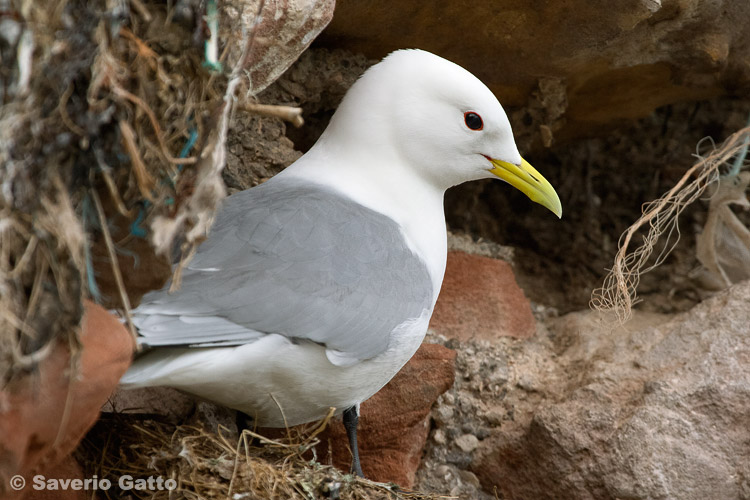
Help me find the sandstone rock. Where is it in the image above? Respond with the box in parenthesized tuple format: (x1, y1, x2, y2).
(0, 301, 133, 499)
(430, 251, 536, 340)
(471, 282, 750, 500)
(88, 203, 173, 308)
(315, 343, 456, 487)
(417, 331, 550, 500)
(458, 469, 482, 489)
(319, 1, 750, 144)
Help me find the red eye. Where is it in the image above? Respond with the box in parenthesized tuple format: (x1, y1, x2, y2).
(464, 111, 483, 131)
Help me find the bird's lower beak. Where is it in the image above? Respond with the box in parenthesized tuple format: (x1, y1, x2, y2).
(489, 157, 562, 218)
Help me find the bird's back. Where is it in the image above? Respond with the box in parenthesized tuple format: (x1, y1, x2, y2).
(130, 175, 434, 366)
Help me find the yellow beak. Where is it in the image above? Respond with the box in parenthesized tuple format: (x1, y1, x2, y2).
(489, 157, 562, 218)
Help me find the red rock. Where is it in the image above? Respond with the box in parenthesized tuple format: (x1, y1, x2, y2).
(0, 301, 134, 499)
(29, 458, 88, 500)
(314, 343, 456, 487)
(430, 251, 536, 340)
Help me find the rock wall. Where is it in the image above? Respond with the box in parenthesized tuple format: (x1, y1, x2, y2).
(320, 0, 750, 146)
(418, 281, 750, 500)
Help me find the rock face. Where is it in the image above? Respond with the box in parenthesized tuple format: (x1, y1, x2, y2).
(0, 302, 133, 499)
(470, 281, 750, 500)
(223, 111, 303, 192)
(319, 0, 750, 145)
(223, 49, 374, 193)
(430, 251, 536, 340)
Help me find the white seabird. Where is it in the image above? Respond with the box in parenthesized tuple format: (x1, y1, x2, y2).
(120, 49, 562, 475)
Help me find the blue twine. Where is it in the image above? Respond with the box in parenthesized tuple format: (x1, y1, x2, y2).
(726, 112, 750, 178)
(130, 202, 149, 238)
(115, 245, 141, 269)
(129, 125, 198, 239)
(177, 127, 199, 172)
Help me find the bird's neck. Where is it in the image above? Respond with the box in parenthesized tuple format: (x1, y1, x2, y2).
(281, 144, 448, 305)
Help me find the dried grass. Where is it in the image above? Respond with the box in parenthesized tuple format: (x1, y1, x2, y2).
(591, 124, 750, 321)
(77, 413, 453, 500)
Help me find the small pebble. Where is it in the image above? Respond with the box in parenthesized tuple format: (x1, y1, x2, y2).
(433, 428, 447, 445)
(435, 405, 454, 424)
(456, 393, 474, 411)
(484, 407, 505, 425)
(458, 469, 481, 488)
(517, 375, 540, 392)
(454, 433, 479, 453)
(435, 464, 452, 480)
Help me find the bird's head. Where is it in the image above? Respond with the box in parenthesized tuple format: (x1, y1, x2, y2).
(328, 49, 562, 218)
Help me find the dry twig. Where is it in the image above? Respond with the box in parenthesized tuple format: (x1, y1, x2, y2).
(240, 102, 304, 127)
(90, 189, 137, 341)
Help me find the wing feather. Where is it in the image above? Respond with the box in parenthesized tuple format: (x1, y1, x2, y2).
(132, 176, 433, 364)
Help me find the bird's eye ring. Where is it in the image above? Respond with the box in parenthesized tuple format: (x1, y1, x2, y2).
(464, 111, 483, 131)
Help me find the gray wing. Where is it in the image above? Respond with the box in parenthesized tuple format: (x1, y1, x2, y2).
(133, 176, 433, 364)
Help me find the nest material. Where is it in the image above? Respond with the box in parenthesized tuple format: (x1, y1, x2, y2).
(0, 0, 279, 384)
(695, 171, 750, 286)
(591, 124, 750, 320)
(77, 413, 453, 500)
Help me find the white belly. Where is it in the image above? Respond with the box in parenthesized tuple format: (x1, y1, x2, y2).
(122, 311, 430, 426)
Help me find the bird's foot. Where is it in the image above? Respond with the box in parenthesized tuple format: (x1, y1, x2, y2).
(343, 405, 365, 478)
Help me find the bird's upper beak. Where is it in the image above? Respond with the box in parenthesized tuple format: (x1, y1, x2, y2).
(489, 157, 562, 218)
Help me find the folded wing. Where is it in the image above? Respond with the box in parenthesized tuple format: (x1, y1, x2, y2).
(132, 176, 433, 366)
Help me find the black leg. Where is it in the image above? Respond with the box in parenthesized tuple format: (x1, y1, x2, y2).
(236, 410, 254, 432)
(343, 405, 364, 477)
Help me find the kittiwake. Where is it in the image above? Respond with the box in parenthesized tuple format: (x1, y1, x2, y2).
(120, 48, 562, 476)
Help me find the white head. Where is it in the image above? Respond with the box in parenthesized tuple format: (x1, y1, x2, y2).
(314, 49, 561, 217)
